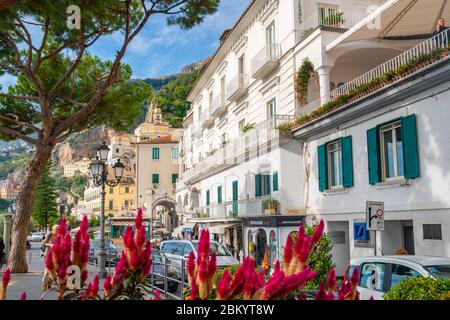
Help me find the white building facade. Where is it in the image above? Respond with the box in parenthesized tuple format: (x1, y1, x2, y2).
(177, 0, 450, 271)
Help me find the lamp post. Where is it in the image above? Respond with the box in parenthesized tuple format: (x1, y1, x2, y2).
(89, 141, 125, 279)
(3, 201, 16, 262)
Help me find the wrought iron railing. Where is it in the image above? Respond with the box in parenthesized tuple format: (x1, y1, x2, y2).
(299, 31, 450, 116)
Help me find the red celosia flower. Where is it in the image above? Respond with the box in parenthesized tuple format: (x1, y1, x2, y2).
(90, 275, 100, 296)
(104, 274, 112, 297)
(350, 267, 359, 287)
(315, 282, 328, 300)
(298, 237, 311, 264)
(187, 251, 195, 281)
(150, 289, 161, 300)
(217, 269, 231, 300)
(283, 235, 293, 266)
(20, 292, 27, 300)
(327, 268, 336, 291)
(2, 267, 11, 289)
(311, 220, 324, 245)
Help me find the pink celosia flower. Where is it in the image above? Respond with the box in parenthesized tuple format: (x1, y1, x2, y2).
(315, 282, 328, 300)
(327, 268, 336, 291)
(104, 274, 112, 297)
(283, 235, 293, 267)
(217, 269, 231, 300)
(2, 267, 11, 289)
(311, 220, 324, 245)
(150, 289, 161, 300)
(20, 292, 27, 300)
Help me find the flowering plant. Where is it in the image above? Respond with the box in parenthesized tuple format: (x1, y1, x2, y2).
(186, 220, 362, 301)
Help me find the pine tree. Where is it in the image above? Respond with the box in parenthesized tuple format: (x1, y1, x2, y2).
(32, 163, 59, 231)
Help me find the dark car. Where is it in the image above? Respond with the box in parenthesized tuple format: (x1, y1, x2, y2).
(148, 250, 178, 293)
(89, 239, 118, 266)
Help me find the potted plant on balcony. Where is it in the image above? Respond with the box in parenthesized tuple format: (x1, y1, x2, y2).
(264, 199, 280, 215)
(242, 123, 255, 134)
(320, 12, 344, 28)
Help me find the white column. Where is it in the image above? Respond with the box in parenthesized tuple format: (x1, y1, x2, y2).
(317, 66, 332, 105)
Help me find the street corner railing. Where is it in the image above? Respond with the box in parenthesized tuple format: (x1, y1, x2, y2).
(148, 255, 189, 300)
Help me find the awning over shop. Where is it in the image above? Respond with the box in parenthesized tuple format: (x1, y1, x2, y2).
(209, 223, 240, 235)
(180, 222, 197, 233)
(171, 225, 184, 237)
(327, 0, 450, 51)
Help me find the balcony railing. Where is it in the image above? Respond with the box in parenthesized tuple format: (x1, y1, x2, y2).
(210, 94, 227, 118)
(297, 6, 372, 43)
(298, 31, 450, 117)
(200, 108, 214, 129)
(180, 115, 294, 184)
(226, 74, 248, 102)
(191, 194, 281, 219)
(251, 43, 282, 79)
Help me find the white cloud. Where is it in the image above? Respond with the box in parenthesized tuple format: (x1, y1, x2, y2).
(0, 74, 17, 92)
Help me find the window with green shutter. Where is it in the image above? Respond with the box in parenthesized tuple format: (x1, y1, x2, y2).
(273, 171, 279, 192)
(264, 174, 271, 195)
(206, 190, 210, 206)
(341, 136, 354, 188)
(318, 144, 328, 191)
(152, 148, 160, 160)
(152, 174, 159, 184)
(318, 136, 353, 191)
(255, 174, 261, 197)
(367, 114, 420, 184)
(401, 114, 420, 179)
(367, 127, 381, 184)
(172, 173, 178, 184)
(217, 186, 222, 204)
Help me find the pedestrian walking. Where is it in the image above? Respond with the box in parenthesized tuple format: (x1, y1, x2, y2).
(42, 225, 58, 290)
(0, 236, 5, 271)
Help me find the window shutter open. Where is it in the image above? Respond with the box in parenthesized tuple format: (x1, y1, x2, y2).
(401, 114, 420, 179)
(265, 175, 271, 195)
(367, 128, 380, 185)
(217, 186, 222, 204)
(206, 190, 210, 206)
(342, 136, 354, 188)
(255, 174, 261, 197)
(273, 171, 279, 192)
(318, 144, 328, 191)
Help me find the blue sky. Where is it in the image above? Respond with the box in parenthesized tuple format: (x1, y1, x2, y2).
(0, 0, 251, 89)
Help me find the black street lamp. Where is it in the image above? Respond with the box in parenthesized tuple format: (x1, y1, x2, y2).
(89, 141, 125, 279)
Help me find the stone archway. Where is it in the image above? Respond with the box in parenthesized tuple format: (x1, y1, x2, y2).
(152, 196, 178, 233)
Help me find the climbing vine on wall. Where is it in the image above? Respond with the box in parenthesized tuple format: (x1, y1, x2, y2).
(295, 58, 317, 106)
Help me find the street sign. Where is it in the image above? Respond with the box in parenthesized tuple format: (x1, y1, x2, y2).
(366, 201, 384, 231)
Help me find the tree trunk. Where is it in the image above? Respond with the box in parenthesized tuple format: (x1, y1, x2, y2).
(8, 143, 53, 273)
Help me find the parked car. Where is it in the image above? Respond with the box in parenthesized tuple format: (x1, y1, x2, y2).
(147, 250, 178, 293)
(160, 239, 239, 282)
(89, 239, 119, 266)
(347, 256, 450, 300)
(28, 232, 45, 242)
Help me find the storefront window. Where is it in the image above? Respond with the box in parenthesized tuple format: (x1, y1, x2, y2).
(256, 228, 267, 266)
(269, 230, 277, 267)
(248, 230, 255, 259)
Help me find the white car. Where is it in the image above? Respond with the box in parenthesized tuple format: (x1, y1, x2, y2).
(29, 232, 45, 242)
(347, 256, 450, 300)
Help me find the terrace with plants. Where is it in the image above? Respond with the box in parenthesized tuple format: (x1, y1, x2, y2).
(278, 32, 450, 134)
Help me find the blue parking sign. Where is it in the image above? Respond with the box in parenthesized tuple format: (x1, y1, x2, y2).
(354, 222, 369, 241)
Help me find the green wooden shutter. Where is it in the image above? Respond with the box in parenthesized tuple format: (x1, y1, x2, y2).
(232, 180, 238, 215)
(172, 173, 178, 184)
(152, 174, 159, 184)
(152, 148, 160, 159)
(341, 136, 354, 188)
(367, 128, 381, 185)
(273, 171, 279, 192)
(318, 144, 328, 191)
(401, 114, 420, 179)
(265, 175, 271, 195)
(206, 190, 210, 206)
(217, 186, 222, 204)
(255, 174, 261, 197)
